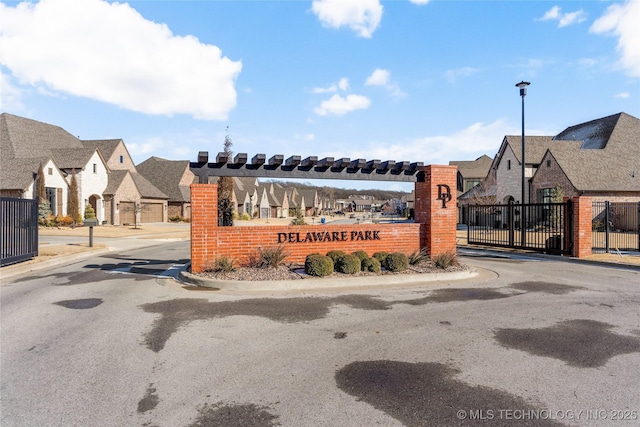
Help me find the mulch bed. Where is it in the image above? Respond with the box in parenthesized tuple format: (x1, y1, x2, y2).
(195, 261, 469, 281)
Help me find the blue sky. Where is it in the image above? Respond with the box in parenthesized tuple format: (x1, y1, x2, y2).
(1, 0, 638, 192)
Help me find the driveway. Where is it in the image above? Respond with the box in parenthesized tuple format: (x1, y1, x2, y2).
(1, 241, 639, 426)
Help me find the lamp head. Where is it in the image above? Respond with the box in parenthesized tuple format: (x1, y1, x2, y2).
(515, 81, 530, 97)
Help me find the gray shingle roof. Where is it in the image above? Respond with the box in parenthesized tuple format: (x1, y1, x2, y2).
(542, 113, 640, 191)
(81, 139, 123, 161)
(137, 156, 190, 202)
(503, 135, 556, 165)
(1, 113, 84, 160)
(449, 155, 492, 179)
(50, 147, 100, 170)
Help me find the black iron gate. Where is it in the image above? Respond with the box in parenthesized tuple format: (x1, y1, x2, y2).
(467, 202, 572, 255)
(1, 197, 39, 267)
(592, 201, 640, 253)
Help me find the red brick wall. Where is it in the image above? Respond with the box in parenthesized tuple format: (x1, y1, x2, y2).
(215, 223, 423, 266)
(190, 165, 459, 273)
(190, 184, 219, 273)
(416, 165, 458, 257)
(570, 196, 592, 258)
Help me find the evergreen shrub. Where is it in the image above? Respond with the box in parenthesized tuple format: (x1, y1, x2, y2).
(326, 250, 346, 263)
(361, 257, 381, 273)
(386, 252, 409, 272)
(372, 252, 389, 269)
(335, 254, 361, 274)
(304, 254, 334, 277)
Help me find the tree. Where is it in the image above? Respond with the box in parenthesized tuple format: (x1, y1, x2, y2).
(68, 169, 81, 223)
(218, 129, 234, 226)
(35, 163, 46, 203)
(36, 162, 51, 224)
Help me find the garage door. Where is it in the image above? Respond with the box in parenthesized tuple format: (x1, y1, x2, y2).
(141, 203, 163, 223)
(119, 202, 135, 225)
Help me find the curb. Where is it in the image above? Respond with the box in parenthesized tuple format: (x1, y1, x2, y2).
(179, 268, 479, 292)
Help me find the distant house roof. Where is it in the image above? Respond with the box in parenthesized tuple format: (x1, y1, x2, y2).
(1, 113, 83, 160)
(103, 169, 168, 199)
(81, 139, 123, 161)
(499, 135, 556, 166)
(553, 112, 621, 149)
(537, 113, 640, 192)
(137, 157, 191, 202)
(449, 155, 492, 179)
(50, 147, 104, 170)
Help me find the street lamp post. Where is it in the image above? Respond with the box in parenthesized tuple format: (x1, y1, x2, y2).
(516, 80, 530, 246)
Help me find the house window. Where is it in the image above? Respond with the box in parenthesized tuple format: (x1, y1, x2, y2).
(93, 163, 97, 173)
(547, 160, 552, 167)
(465, 180, 481, 192)
(507, 160, 511, 170)
(119, 155, 124, 163)
(539, 188, 553, 204)
(47, 167, 52, 175)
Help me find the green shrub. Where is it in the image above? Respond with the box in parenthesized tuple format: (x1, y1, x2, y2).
(335, 254, 361, 274)
(433, 251, 459, 269)
(351, 251, 369, 263)
(169, 215, 182, 222)
(246, 246, 288, 268)
(386, 252, 409, 272)
(304, 254, 334, 277)
(326, 250, 346, 263)
(204, 255, 235, 273)
(408, 248, 429, 265)
(361, 257, 381, 273)
(241, 213, 251, 221)
(84, 204, 96, 220)
(372, 252, 389, 269)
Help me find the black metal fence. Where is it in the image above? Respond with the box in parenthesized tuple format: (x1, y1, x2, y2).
(592, 201, 640, 253)
(467, 202, 571, 254)
(1, 197, 39, 267)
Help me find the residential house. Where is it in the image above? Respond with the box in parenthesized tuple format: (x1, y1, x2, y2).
(449, 155, 492, 196)
(530, 112, 640, 203)
(0, 113, 168, 225)
(137, 157, 195, 219)
(460, 112, 640, 208)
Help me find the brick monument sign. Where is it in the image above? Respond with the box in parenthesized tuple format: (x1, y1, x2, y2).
(189, 152, 458, 273)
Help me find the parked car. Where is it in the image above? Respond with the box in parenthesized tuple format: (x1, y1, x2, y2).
(349, 214, 356, 219)
(334, 211, 345, 216)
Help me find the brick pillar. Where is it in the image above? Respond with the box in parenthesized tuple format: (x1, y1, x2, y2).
(190, 184, 218, 273)
(570, 196, 592, 258)
(414, 165, 458, 258)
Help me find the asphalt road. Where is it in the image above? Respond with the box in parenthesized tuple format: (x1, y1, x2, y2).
(1, 242, 639, 427)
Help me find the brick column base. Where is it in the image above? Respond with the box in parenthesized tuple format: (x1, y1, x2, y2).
(190, 184, 219, 273)
(570, 196, 592, 258)
(415, 165, 458, 258)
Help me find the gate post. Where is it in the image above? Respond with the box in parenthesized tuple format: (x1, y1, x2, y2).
(414, 165, 458, 258)
(190, 184, 219, 273)
(570, 196, 592, 258)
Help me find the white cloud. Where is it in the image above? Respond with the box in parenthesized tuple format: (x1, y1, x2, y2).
(409, 0, 430, 5)
(365, 68, 406, 98)
(590, 0, 640, 78)
(315, 94, 371, 116)
(538, 6, 586, 28)
(365, 69, 390, 86)
(127, 138, 163, 157)
(311, 0, 383, 38)
(346, 120, 517, 165)
(338, 77, 350, 91)
(443, 67, 479, 84)
(0, 70, 25, 112)
(312, 77, 349, 94)
(615, 92, 630, 98)
(0, 0, 242, 120)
